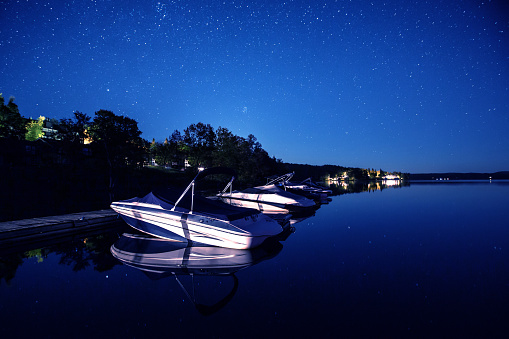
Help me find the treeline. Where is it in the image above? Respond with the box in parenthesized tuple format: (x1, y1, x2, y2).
(2, 94, 408, 191)
(282, 163, 409, 181)
(1, 95, 297, 187)
(1, 95, 146, 169)
(149, 122, 286, 185)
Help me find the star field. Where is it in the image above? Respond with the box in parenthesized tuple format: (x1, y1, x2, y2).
(1, 0, 508, 172)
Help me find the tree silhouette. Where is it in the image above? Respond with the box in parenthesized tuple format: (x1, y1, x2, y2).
(88, 109, 145, 201)
(57, 111, 91, 144)
(0, 95, 26, 139)
(88, 109, 145, 168)
(184, 122, 215, 167)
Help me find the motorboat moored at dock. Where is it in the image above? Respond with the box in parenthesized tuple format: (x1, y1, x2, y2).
(272, 173, 332, 200)
(216, 175, 317, 215)
(110, 168, 284, 249)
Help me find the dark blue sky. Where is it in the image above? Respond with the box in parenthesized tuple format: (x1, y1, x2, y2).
(1, 0, 508, 173)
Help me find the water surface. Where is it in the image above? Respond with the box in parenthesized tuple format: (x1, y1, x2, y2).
(1, 181, 508, 338)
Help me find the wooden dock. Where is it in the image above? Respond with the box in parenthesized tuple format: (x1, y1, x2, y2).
(0, 209, 122, 248)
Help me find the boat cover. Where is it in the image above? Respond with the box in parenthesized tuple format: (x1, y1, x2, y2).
(129, 187, 260, 222)
(241, 184, 306, 199)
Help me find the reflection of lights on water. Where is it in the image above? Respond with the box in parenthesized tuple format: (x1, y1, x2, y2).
(367, 182, 382, 190)
(383, 179, 399, 187)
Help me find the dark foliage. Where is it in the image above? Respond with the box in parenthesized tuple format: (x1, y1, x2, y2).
(150, 123, 284, 187)
(0, 95, 26, 139)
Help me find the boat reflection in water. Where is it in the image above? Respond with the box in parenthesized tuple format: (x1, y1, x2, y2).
(111, 233, 283, 315)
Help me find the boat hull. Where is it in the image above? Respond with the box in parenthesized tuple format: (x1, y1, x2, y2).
(111, 200, 282, 249)
(283, 186, 329, 200)
(218, 195, 290, 214)
(218, 184, 316, 215)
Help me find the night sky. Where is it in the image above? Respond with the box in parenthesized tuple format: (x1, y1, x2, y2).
(1, 0, 508, 173)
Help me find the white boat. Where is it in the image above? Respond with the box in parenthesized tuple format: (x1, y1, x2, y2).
(275, 173, 332, 200)
(110, 168, 284, 249)
(216, 174, 317, 215)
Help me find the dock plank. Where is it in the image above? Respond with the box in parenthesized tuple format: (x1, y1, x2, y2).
(0, 210, 121, 245)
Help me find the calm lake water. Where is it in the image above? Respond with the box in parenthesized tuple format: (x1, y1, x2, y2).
(1, 181, 508, 338)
